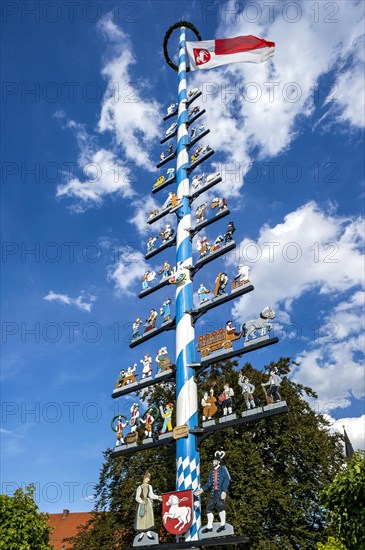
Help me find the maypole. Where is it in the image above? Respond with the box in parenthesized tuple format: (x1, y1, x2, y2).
(110, 21, 288, 550)
(174, 25, 200, 541)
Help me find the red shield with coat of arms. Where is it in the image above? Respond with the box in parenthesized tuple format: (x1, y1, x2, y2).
(162, 489, 193, 535)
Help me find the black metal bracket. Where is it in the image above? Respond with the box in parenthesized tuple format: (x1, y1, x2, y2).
(112, 369, 176, 399)
(194, 337, 279, 375)
(124, 534, 249, 549)
(145, 237, 176, 261)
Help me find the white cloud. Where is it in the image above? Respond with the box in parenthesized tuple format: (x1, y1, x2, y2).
(329, 414, 365, 451)
(107, 246, 149, 296)
(97, 14, 162, 169)
(43, 291, 96, 312)
(231, 201, 364, 320)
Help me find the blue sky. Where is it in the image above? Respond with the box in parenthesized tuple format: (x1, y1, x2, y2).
(1, 0, 364, 513)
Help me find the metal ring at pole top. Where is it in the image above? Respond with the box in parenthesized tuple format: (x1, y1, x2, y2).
(163, 21, 202, 72)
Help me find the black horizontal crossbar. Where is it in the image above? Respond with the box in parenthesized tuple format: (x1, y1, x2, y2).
(124, 534, 249, 549)
(129, 319, 176, 349)
(111, 370, 175, 399)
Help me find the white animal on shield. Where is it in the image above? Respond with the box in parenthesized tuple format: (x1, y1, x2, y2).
(196, 49, 210, 64)
(163, 494, 191, 531)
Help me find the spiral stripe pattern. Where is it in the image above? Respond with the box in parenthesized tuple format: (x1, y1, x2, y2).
(175, 26, 201, 541)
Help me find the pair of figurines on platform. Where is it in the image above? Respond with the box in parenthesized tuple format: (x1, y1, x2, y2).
(146, 224, 174, 253)
(132, 450, 233, 547)
(197, 266, 250, 306)
(131, 299, 172, 339)
(196, 221, 236, 258)
(201, 384, 235, 426)
(159, 143, 174, 161)
(115, 347, 174, 387)
(195, 196, 227, 224)
(191, 170, 220, 191)
(141, 402, 174, 441)
(152, 167, 175, 191)
(190, 144, 212, 164)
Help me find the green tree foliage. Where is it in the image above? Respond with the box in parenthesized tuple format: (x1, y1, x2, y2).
(320, 451, 365, 550)
(0, 484, 53, 550)
(317, 536, 348, 550)
(69, 358, 345, 550)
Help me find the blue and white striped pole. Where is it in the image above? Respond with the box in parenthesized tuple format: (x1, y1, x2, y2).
(175, 26, 201, 541)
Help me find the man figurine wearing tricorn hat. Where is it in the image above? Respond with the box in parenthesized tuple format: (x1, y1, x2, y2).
(195, 450, 232, 536)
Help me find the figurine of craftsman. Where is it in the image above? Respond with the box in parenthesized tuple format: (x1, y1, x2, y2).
(144, 309, 158, 333)
(166, 167, 175, 179)
(224, 221, 236, 243)
(148, 208, 159, 220)
(165, 122, 177, 136)
(147, 236, 158, 254)
(140, 354, 153, 379)
(191, 146, 202, 163)
(160, 151, 165, 161)
(196, 236, 209, 257)
(130, 403, 139, 433)
(159, 260, 171, 279)
(135, 472, 162, 542)
(262, 366, 282, 402)
(167, 143, 173, 156)
(115, 416, 128, 446)
(196, 202, 208, 223)
(195, 451, 231, 534)
(160, 224, 174, 243)
(226, 320, 241, 337)
(162, 192, 174, 210)
(142, 271, 151, 290)
(115, 369, 125, 388)
(124, 363, 138, 385)
(140, 408, 156, 439)
(192, 174, 203, 190)
(214, 273, 229, 298)
(197, 283, 210, 304)
(159, 402, 174, 433)
(211, 196, 227, 212)
(167, 102, 177, 114)
(132, 317, 142, 340)
(220, 383, 234, 416)
(189, 105, 200, 116)
(201, 145, 212, 155)
(210, 235, 224, 253)
(188, 87, 198, 97)
(238, 374, 256, 410)
(233, 265, 250, 286)
(202, 388, 218, 421)
(160, 298, 172, 322)
(155, 346, 171, 373)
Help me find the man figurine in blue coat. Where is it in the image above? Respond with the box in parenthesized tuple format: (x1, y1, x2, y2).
(195, 450, 231, 534)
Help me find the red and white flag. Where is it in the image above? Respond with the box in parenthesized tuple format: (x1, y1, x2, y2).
(186, 35, 275, 71)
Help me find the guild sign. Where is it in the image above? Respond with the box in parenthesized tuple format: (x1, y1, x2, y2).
(162, 489, 193, 534)
(193, 48, 211, 66)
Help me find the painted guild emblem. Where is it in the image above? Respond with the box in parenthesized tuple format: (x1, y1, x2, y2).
(193, 48, 211, 66)
(162, 489, 193, 534)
